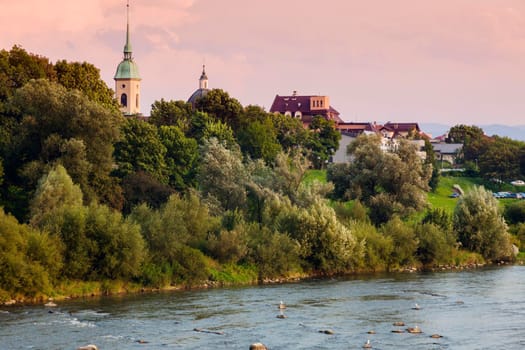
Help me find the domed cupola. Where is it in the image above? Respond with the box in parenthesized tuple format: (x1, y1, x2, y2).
(188, 65, 210, 107)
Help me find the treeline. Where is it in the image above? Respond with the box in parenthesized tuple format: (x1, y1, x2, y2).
(446, 124, 525, 181)
(0, 46, 517, 301)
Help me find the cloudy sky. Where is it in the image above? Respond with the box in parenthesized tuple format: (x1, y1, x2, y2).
(1, 0, 525, 125)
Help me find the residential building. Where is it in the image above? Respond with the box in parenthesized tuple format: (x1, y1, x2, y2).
(269, 91, 343, 128)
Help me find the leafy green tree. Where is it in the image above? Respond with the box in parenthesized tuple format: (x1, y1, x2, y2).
(446, 124, 489, 163)
(29, 165, 83, 228)
(84, 203, 145, 279)
(198, 138, 249, 212)
(207, 226, 248, 264)
(424, 138, 440, 191)
(0, 46, 55, 104)
(201, 119, 238, 149)
(121, 171, 174, 214)
(326, 163, 352, 200)
(343, 134, 431, 224)
(351, 220, 392, 270)
(114, 118, 168, 184)
(271, 112, 312, 151)
(7, 79, 123, 213)
(415, 223, 454, 265)
(0, 209, 61, 297)
(130, 193, 218, 285)
(478, 136, 523, 181)
(446, 124, 485, 144)
(237, 118, 282, 163)
(194, 89, 243, 129)
(308, 116, 341, 168)
(149, 99, 193, 131)
(422, 208, 452, 232)
(272, 151, 311, 202)
(504, 200, 525, 225)
(380, 216, 418, 267)
(453, 186, 513, 261)
(247, 225, 301, 279)
(158, 125, 199, 189)
(263, 195, 362, 273)
(54, 60, 118, 112)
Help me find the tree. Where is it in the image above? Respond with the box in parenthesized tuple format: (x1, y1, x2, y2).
(29, 165, 83, 228)
(478, 136, 523, 182)
(197, 138, 249, 212)
(84, 202, 145, 279)
(415, 223, 454, 265)
(130, 193, 219, 284)
(326, 162, 352, 200)
(7, 79, 123, 214)
(424, 138, 439, 191)
(342, 134, 431, 224)
(380, 217, 418, 267)
(504, 201, 525, 225)
(194, 89, 243, 129)
(201, 119, 238, 149)
(149, 99, 193, 131)
(0, 208, 61, 297)
(158, 125, 199, 190)
(114, 118, 168, 184)
(121, 171, 174, 214)
(453, 186, 513, 261)
(271, 112, 312, 151)
(237, 118, 282, 163)
(0, 46, 55, 104)
(308, 116, 341, 168)
(446, 124, 489, 163)
(54, 60, 118, 112)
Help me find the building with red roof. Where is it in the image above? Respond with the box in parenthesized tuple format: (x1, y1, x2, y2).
(269, 91, 343, 128)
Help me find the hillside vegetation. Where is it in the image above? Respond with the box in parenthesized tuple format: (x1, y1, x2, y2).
(0, 47, 522, 303)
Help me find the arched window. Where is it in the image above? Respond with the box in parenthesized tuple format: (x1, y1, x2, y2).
(121, 93, 127, 107)
(136, 94, 139, 108)
(294, 111, 302, 118)
(284, 111, 292, 117)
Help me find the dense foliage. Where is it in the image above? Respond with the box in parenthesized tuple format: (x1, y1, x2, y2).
(0, 47, 521, 302)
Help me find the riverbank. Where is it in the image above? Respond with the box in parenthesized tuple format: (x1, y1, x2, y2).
(4, 258, 522, 308)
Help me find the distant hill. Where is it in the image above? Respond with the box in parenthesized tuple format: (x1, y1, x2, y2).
(420, 123, 525, 141)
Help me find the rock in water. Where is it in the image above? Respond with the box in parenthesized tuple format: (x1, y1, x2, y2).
(77, 345, 98, 350)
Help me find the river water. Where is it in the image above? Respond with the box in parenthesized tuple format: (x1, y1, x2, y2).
(1, 266, 524, 350)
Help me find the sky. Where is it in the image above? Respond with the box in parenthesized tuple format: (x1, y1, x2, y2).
(1, 0, 525, 126)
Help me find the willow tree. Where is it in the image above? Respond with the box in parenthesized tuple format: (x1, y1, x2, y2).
(453, 186, 513, 261)
(335, 134, 431, 225)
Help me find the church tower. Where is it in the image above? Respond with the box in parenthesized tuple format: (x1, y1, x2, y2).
(114, 1, 141, 115)
(188, 65, 210, 108)
(199, 65, 208, 89)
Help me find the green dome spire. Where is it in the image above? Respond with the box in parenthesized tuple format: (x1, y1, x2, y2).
(114, 0, 140, 80)
(124, 0, 132, 55)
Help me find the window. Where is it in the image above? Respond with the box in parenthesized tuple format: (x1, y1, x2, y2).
(136, 94, 139, 108)
(122, 84, 126, 88)
(121, 93, 127, 107)
(284, 111, 292, 117)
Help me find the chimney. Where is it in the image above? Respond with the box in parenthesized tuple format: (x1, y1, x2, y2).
(292, 90, 297, 96)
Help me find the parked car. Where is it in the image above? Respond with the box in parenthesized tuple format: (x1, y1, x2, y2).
(511, 180, 525, 186)
(449, 192, 460, 198)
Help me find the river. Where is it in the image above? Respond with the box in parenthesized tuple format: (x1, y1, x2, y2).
(1, 266, 524, 349)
